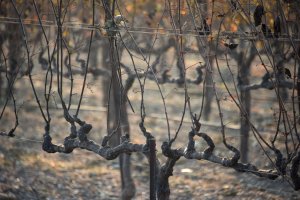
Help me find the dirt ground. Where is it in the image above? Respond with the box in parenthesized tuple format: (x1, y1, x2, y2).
(0, 110, 299, 200)
(0, 71, 300, 200)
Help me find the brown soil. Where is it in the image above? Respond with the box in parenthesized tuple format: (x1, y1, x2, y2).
(0, 74, 299, 200)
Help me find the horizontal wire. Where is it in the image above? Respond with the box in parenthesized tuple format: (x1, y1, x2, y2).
(9, 136, 43, 143)
(0, 3, 295, 169)
(0, 99, 283, 134)
(0, 8, 297, 142)
(1, 18, 300, 42)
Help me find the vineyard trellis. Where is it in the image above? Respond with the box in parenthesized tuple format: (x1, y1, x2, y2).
(0, 0, 300, 199)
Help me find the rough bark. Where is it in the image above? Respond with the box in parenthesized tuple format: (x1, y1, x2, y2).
(237, 47, 255, 163)
(102, 1, 136, 199)
(196, 0, 214, 121)
(6, 21, 21, 96)
(120, 85, 136, 200)
(239, 72, 250, 163)
(203, 56, 214, 121)
(101, 39, 111, 105)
